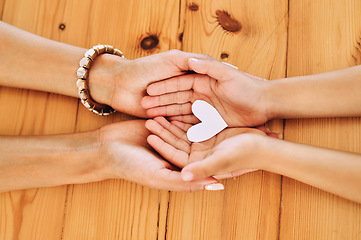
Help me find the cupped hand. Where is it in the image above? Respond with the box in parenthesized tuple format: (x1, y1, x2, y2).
(98, 120, 218, 192)
(145, 117, 278, 180)
(90, 50, 212, 118)
(141, 56, 271, 127)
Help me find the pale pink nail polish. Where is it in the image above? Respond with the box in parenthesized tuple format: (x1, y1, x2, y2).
(189, 58, 199, 62)
(205, 183, 224, 191)
(221, 62, 238, 69)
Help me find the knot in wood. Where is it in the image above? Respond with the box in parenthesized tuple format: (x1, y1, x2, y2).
(216, 10, 242, 33)
(140, 35, 159, 50)
(188, 3, 199, 11)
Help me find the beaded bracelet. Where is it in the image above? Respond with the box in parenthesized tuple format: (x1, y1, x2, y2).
(76, 44, 125, 115)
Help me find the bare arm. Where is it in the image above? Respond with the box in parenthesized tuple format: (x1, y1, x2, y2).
(142, 58, 361, 125)
(0, 120, 216, 193)
(0, 21, 213, 117)
(263, 137, 361, 203)
(268, 65, 361, 119)
(181, 134, 361, 203)
(0, 131, 102, 192)
(0, 20, 119, 104)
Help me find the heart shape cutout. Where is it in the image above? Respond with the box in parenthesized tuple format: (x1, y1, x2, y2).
(187, 100, 228, 142)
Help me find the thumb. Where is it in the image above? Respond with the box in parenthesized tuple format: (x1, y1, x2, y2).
(188, 57, 239, 81)
(181, 153, 226, 181)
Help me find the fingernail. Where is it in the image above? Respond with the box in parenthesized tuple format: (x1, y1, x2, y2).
(189, 58, 199, 62)
(222, 62, 238, 69)
(182, 171, 194, 181)
(205, 183, 224, 191)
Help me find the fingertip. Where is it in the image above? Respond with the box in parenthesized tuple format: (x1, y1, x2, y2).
(153, 116, 166, 122)
(141, 96, 151, 109)
(205, 183, 224, 191)
(188, 58, 203, 72)
(146, 84, 156, 96)
(221, 62, 238, 69)
(189, 57, 200, 63)
(154, 116, 170, 127)
(145, 119, 156, 131)
(147, 134, 161, 146)
(146, 108, 159, 118)
(181, 170, 194, 181)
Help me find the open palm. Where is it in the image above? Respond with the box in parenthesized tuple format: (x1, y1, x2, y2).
(99, 120, 216, 191)
(141, 57, 270, 127)
(109, 50, 212, 118)
(145, 117, 275, 179)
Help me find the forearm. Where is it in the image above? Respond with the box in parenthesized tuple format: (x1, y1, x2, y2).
(267, 65, 361, 119)
(0, 21, 119, 105)
(260, 138, 361, 203)
(0, 131, 105, 192)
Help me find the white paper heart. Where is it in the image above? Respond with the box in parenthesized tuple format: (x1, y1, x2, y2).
(187, 100, 228, 143)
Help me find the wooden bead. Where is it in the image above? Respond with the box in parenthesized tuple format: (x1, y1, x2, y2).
(77, 44, 124, 115)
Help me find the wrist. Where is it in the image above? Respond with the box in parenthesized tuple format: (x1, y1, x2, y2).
(263, 79, 282, 120)
(244, 134, 273, 170)
(0, 131, 105, 192)
(255, 135, 281, 171)
(88, 53, 128, 107)
(230, 134, 270, 169)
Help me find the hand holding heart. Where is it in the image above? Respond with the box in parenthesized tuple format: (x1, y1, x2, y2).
(145, 117, 278, 181)
(141, 56, 279, 183)
(187, 100, 227, 142)
(141, 56, 271, 127)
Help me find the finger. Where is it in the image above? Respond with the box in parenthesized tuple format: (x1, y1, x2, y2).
(147, 135, 189, 167)
(213, 169, 258, 180)
(188, 57, 239, 82)
(147, 74, 196, 96)
(151, 168, 219, 192)
(146, 103, 192, 117)
(141, 90, 194, 109)
(267, 132, 281, 139)
(170, 121, 193, 132)
(135, 50, 210, 86)
(168, 115, 200, 124)
(154, 117, 190, 143)
(145, 119, 190, 153)
(181, 152, 229, 181)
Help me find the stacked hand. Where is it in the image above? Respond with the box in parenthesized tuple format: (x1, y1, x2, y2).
(98, 120, 217, 192)
(4, 22, 361, 202)
(138, 55, 279, 186)
(144, 117, 277, 182)
(141, 56, 271, 126)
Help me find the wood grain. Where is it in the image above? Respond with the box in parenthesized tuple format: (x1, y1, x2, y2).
(0, 0, 79, 239)
(0, 0, 4, 20)
(281, 1, 361, 239)
(165, 0, 288, 239)
(1, 0, 361, 239)
(59, 1, 182, 239)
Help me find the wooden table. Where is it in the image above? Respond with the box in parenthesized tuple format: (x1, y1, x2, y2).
(1, 0, 361, 239)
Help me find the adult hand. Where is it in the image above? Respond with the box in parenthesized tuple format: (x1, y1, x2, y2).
(98, 120, 218, 191)
(89, 50, 210, 118)
(141, 56, 271, 127)
(145, 117, 279, 181)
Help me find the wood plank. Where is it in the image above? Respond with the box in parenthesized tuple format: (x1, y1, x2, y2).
(0, 0, 4, 20)
(0, 0, 82, 239)
(165, 0, 288, 239)
(281, 1, 361, 239)
(60, 1, 182, 239)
